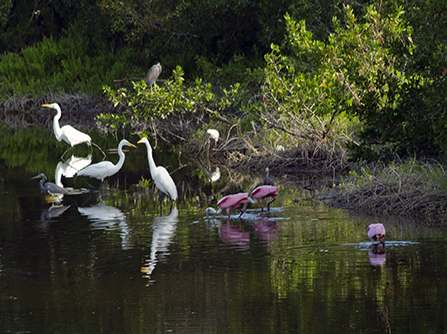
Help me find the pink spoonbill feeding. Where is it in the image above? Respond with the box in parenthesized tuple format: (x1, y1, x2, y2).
(205, 192, 257, 219)
(367, 223, 386, 244)
(250, 185, 279, 211)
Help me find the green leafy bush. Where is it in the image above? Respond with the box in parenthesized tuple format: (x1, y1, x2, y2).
(0, 33, 137, 96)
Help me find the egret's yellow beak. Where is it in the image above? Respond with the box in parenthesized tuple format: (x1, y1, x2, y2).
(137, 139, 144, 144)
(129, 142, 137, 148)
(42, 104, 51, 107)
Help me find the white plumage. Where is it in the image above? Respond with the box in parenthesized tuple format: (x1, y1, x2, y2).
(43, 103, 91, 147)
(138, 137, 178, 201)
(77, 139, 136, 189)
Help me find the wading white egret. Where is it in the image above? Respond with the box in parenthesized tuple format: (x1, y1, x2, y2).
(77, 139, 136, 191)
(138, 137, 178, 202)
(42, 103, 105, 159)
(145, 63, 162, 88)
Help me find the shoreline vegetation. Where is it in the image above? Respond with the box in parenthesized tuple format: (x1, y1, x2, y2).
(1, 2, 446, 223)
(2, 94, 446, 224)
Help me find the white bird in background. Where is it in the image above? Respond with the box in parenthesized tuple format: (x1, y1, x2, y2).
(145, 63, 162, 88)
(42, 103, 105, 159)
(138, 137, 178, 202)
(76, 139, 136, 191)
(196, 129, 220, 157)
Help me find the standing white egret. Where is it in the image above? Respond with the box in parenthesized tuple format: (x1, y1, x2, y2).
(145, 63, 162, 88)
(77, 139, 136, 191)
(138, 137, 178, 202)
(42, 103, 105, 159)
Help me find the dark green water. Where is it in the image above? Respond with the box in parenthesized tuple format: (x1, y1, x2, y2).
(1, 129, 446, 333)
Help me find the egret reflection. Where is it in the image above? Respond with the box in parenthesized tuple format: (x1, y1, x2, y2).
(78, 202, 132, 250)
(141, 207, 179, 281)
(55, 154, 92, 188)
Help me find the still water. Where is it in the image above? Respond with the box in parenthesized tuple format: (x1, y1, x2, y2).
(1, 130, 447, 333)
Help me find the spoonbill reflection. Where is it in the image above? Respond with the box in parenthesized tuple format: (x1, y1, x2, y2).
(77, 139, 136, 191)
(141, 207, 179, 279)
(368, 244, 386, 266)
(205, 193, 257, 219)
(138, 137, 178, 203)
(78, 202, 132, 250)
(367, 223, 386, 244)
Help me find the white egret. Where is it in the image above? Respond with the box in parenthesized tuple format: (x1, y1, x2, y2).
(77, 139, 136, 191)
(138, 137, 178, 202)
(42, 103, 105, 159)
(145, 63, 162, 88)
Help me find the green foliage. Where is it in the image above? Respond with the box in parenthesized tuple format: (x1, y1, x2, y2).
(100, 64, 256, 129)
(0, 33, 136, 96)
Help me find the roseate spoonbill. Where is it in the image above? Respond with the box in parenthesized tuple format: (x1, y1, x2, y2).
(197, 129, 220, 157)
(138, 137, 178, 202)
(264, 167, 274, 186)
(205, 193, 257, 219)
(77, 139, 136, 191)
(42, 103, 105, 159)
(145, 63, 162, 88)
(251, 185, 279, 211)
(367, 223, 386, 244)
(31, 173, 69, 195)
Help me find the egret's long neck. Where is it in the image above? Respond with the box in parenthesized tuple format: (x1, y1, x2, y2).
(53, 106, 62, 140)
(145, 142, 157, 178)
(114, 142, 127, 172)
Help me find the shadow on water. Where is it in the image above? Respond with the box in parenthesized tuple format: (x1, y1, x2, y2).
(1, 129, 447, 333)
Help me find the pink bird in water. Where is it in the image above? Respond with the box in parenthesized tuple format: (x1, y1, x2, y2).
(251, 185, 279, 211)
(205, 192, 256, 219)
(367, 223, 386, 244)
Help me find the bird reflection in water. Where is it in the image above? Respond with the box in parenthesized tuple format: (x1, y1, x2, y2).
(55, 154, 92, 188)
(141, 207, 179, 282)
(253, 216, 278, 245)
(368, 244, 386, 266)
(78, 202, 132, 250)
(219, 221, 250, 250)
(40, 204, 71, 231)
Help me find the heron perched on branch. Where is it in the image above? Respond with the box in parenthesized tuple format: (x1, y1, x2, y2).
(145, 63, 162, 88)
